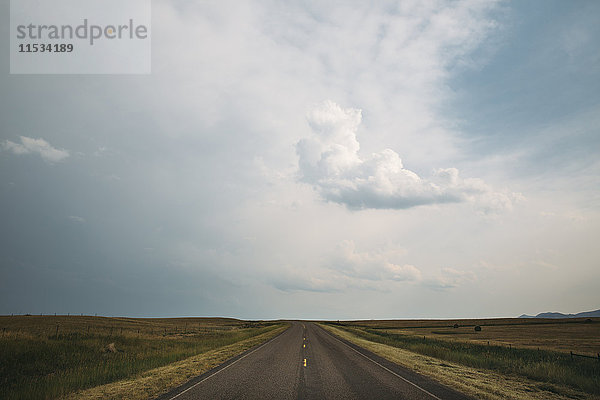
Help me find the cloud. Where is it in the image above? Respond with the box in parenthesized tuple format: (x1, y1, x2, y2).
(269, 268, 344, 293)
(423, 267, 477, 290)
(269, 240, 480, 293)
(297, 101, 517, 212)
(331, 240, 421, 283)
(271, 241, 421, 293)
(3, 136, 69, 163)
(67, 216, 86, 223)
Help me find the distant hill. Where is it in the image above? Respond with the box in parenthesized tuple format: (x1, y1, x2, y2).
(519, 309, 600, 319)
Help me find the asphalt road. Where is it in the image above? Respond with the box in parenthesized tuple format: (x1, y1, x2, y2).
(157, 322, 471, 400)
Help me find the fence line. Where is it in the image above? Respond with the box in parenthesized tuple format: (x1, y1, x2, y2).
(570, 351, 600, 361)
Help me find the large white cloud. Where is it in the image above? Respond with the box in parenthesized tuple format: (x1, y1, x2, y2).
(3, 136, 69, 163)
(297, 100, 517, 212)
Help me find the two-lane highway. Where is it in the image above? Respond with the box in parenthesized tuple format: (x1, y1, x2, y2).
(158, 322, 471, 400)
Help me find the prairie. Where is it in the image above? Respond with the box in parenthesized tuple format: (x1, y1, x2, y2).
(327, 318, 600, 397)
(0, 315, 283, 400)
(338, 317, 600, 355)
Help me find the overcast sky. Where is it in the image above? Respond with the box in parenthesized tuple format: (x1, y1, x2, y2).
(1, 0, 599, 319)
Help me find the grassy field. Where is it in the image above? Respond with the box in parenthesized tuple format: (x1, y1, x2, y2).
(337, 317, 600, 355)
(328, 318, 600, 396)
(0, 315, 284, 400)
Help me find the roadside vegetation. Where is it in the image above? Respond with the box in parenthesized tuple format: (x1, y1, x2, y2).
(0, 315, 283, 400)
(327, 318, 600, 396)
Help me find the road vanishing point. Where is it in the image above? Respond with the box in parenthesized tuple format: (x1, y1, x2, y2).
(157, 322, 471, 400)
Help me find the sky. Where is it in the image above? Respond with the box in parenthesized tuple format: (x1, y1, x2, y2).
(1, 0, 599, 320)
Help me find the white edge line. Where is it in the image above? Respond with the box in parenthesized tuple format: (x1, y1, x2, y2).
(168, 328, 286, 400)
(318, 325, 442, 400)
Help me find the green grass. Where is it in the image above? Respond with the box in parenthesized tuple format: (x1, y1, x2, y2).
(331, 324, 600, 395)
(0, 316, 282, 400)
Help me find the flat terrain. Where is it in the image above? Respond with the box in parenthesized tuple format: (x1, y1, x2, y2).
(159, 322, 470, 400)
(0, 315, 260, 337)
(0, 315, 281, 400)
(2, 315, 598, 399)
(339, 317, 600, 355)
(331, 318, 600, 397)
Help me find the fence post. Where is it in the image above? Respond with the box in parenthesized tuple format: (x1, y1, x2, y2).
(55, 325, 59, 336)
(570, 351, 573, 360)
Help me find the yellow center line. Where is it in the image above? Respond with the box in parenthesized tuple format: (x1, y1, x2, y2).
(303, 358, 307, 367)
(303, 343, 305, 348)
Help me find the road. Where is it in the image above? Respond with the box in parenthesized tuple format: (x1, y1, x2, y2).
(157, 322, 471, 400)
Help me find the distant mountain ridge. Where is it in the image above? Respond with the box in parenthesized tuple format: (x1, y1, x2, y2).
(519, 309, 600, 319)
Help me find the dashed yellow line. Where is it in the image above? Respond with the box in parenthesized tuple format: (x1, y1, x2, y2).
(303, 358, 307, 367)
(303, 343, 306, 348)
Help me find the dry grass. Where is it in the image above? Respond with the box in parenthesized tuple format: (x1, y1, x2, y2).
(370, 319, 600, 356)
(65, 325, 287, 400)
(0, 315, 284, 399)
(0, 315, 252, 338)
(321, 324, 598, 400)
